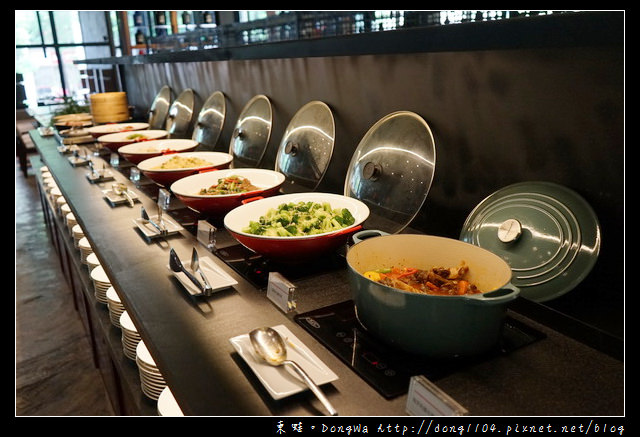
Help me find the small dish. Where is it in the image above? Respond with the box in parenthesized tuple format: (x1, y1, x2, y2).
(102, 188, 139, 206)
(167, 255, 237, 295)
(229, 324, 338, 400)
(132, 214, 181, 239)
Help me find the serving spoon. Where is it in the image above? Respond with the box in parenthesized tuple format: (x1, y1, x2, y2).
(249, 327, 338, 416)
(191, 248, 213, 293)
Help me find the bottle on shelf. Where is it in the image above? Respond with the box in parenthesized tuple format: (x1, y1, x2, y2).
(135, 29, 146, 45)
(154, 11, 166, 26)
(133, 11, 144, 26)
(182, 11, 192, 25)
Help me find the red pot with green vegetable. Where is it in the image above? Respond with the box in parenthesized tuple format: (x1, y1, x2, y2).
(224, 192, 370, 262)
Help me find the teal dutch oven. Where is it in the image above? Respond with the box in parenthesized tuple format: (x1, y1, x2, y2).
(346, 233, 520, 358)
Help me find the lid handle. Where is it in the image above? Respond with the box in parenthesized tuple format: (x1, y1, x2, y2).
(497, 219, 522, 243)
(285, 141, 299, 156)
(362, 162, 382, 181)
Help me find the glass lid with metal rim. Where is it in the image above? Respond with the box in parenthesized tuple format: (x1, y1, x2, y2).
(229, 95, 273, 168)
(166, 89, 195, 139)
(148, 85, 172, 130)
(192, 91, 226, 149)
(344, 111, 436, 235)
(459, 181, 601, 303)
(276, 101, 335, 193)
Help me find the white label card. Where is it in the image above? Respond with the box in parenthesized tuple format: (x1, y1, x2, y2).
(405, 375, 468, 416)
(267, 272, 297, 313)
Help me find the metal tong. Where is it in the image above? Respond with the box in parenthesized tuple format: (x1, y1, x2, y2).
(169, 248, 213, 296)
(141, 206, 166, 235)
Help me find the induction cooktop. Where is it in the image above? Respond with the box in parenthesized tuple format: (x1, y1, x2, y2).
(295, 300, 546, 399)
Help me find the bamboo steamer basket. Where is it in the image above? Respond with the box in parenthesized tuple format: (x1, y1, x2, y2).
(90, 92, 130, 124)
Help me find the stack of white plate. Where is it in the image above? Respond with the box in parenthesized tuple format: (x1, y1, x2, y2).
(136, 340, 167, 400)
(49, 187, 62, 205)
(72, 224, 84, 248)
(120, 311, 141, 361)
(66, 212, 78, 230)
(43, 177, 56, 193)
(78, 237, 93, 264)
(60, 202, 71, 217)
(90, 265, 111, 304)
(157, 386, 184, 416)
(56, 195, 67, 215)
(106, 286, 125, 328)
(86, 252, 101, 271)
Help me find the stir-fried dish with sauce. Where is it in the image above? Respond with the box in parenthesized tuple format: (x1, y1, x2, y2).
(199, 175, 258, 195)
(363, 263, 482, 296)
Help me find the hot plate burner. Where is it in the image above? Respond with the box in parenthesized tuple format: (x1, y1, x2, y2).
(295, 300, 546, 399)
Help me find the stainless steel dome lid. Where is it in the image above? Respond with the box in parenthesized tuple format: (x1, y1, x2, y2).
(276, 101, 335, 193)
(165, 88, 194, 139)
(192, 91, 226, 149)
(148, 85, 171, 130)
(229, 94, 273, 168)
(344, 111, 436, 234)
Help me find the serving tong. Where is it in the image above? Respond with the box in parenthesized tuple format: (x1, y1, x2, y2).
(169, 247, 213, 296)
(141, 205, 166, 235)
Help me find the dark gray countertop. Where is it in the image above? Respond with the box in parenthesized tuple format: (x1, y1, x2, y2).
(30, 129, 624, 417)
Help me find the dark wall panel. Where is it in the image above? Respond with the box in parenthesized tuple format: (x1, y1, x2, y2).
(122, 44, 624, 337)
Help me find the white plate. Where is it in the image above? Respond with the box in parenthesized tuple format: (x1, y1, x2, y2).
(133, 215, 182, 238)
(229, 324, 338, 400)
(166, 256, 238, 296)
(157, 387, 184, 417)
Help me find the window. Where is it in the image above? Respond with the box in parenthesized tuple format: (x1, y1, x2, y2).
(15, 10, 119, 109)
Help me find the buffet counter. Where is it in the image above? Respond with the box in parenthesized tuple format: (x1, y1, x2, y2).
(30, 128, 624, 417)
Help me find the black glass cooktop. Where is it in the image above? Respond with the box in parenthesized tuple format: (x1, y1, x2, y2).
(295, 300, 546, 399)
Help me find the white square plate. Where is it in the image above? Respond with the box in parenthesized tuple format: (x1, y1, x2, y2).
(167, 255, 237, 295)
(230, 324, 338, 400)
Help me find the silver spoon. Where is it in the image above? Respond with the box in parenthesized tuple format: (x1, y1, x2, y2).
(169, 248, 209, 296)
(112, 182, 134, 207)
(249, 327, 338, 416)
(190, 248, 213, 295)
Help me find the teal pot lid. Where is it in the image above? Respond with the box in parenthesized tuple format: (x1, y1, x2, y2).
(344, 111, 436, 235)
(459, 181, 601, 303)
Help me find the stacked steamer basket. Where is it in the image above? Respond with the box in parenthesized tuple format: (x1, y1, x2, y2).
(136, 340, 168, 401)
(90, 265, 111, 304)
(119, 311, 141, 361)
(106, 286, 125, 328)
(90, 92, 130, 124)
